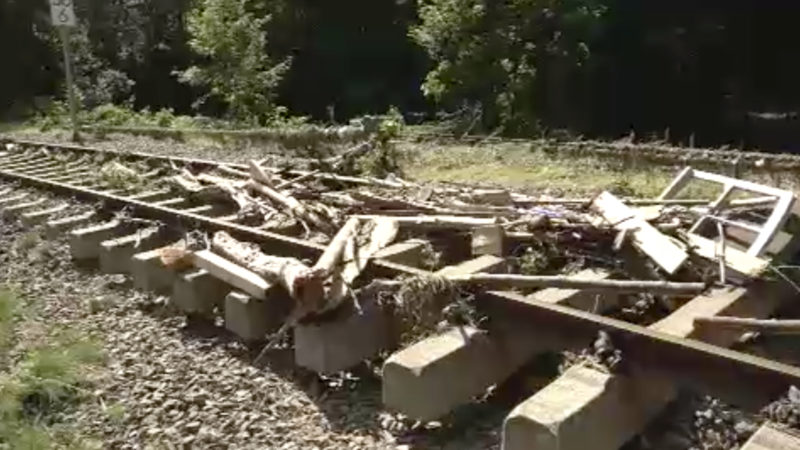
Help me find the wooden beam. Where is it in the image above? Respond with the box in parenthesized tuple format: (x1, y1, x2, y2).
(591, 191, 688, 274)
(191, 250, 272, 300)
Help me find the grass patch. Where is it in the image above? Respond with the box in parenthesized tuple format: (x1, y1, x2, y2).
(400, 141, 780, 198)
(0, 286, 104, 449)
(400, 142, 678, 196)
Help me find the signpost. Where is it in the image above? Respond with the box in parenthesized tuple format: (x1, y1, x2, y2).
(49, 0, 79, 141)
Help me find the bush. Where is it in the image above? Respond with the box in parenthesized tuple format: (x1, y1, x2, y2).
(411, 0, 606, 135)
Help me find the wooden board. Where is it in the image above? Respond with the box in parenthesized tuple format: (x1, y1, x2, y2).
(591, 191, 688, 274)
(192, 250, 272, 300)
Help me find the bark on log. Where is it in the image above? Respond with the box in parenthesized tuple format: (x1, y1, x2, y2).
(443, 273, 706, 295)
(694, 316, 800, 335)
(211, 231, 325, 311)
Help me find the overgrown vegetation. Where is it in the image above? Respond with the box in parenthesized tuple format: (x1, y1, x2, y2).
(0, 287, 103, 449)
(178, 0, 290, 125)
(412, 0, 605, 135)
(5, 1, 800, 148)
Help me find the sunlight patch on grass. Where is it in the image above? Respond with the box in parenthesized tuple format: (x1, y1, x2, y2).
(401, 142, 682, 197)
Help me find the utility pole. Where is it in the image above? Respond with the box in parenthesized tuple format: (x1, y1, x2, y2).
(49, 0, 79, 141)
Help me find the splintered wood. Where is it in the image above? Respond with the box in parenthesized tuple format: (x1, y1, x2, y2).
(313, 217, 399, 310)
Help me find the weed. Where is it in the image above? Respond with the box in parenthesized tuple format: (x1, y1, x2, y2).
(98, 161, 144, 190)
(0, 288, 19, 360)
(104, 402, 126, 422)
(86, 296, 114, 314)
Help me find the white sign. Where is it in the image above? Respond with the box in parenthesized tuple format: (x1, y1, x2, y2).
(50, 0, 76, 27)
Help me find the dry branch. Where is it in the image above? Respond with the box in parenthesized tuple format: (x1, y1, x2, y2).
(276, 170, 320, 190)
(247, 180, 333, 233)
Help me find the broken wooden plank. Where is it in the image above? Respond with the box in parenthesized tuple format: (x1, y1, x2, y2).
(591, 191, 689, 274)
(191, 250, 272, 300)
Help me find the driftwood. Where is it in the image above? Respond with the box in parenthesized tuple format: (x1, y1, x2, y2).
(247, 180, 333, 233)
(211, 231, 325, 311)
(340, 218, 399, 282)
(311, 217, 399, 310)
(248, 160, 277, 187)
(276, 170, 320, 190)
(694, 316, 800, 335)
(195, 173, 272, 216)
(442, 273, 706, 295)
(325, 142, 373, 170)
(217, 165, 250, 179)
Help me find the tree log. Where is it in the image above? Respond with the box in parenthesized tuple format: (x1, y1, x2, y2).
(211, 231, 325, 311)
(443, 273, 706, 295)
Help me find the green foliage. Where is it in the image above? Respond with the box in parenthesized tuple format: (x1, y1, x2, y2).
(0, 288, 19, 361)
(0, 287, 103, 449)
(354, 107, 406, 177)
(179, 0, 291, 125)
(411, 0, 605, 134)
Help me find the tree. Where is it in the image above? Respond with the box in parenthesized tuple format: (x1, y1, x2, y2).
(411, 0, 606, 134)
(179, 0, 290, 125)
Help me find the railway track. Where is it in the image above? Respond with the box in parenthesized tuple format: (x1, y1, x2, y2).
(74, 124, 800, 172)
(1, 138, 800, 449)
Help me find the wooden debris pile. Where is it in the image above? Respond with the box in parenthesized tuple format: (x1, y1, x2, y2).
(164, 159, 797, 343)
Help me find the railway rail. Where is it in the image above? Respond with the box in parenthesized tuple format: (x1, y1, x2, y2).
(1, 137, 800, 449)
(71, 124, 800, 172)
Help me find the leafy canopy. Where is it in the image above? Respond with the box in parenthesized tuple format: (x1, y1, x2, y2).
(179, 0, 290, 125)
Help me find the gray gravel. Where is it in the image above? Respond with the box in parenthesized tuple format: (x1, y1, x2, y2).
(0, 186, 502, 449)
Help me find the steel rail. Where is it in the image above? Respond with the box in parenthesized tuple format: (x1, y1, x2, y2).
(1, 138, 403, 188)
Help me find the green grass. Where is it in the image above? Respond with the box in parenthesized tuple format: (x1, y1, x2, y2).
(400, 141, 789, 199)
(401, 141, 682, 197)
(0, 287, 103, 449)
